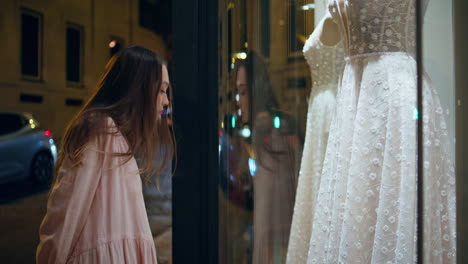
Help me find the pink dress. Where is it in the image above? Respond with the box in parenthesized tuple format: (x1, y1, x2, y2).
(36, 118, 157, 264)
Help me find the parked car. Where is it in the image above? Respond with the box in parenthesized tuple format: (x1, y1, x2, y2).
(0, 112, 57, 185)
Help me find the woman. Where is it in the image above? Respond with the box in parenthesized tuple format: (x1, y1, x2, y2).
(36, 46, 175, 263)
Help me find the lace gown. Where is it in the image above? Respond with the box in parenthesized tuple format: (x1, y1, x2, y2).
(286, 12, 344, 264)
(307, 1, 456, 263)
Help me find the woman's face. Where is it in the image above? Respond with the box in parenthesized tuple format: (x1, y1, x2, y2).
(157, 65, 170, 118)
(236, 66, 250, 123)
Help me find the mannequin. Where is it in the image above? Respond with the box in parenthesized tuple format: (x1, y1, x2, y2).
(307, 1, 456, 263)
(320, 15, 341, 47)
(286, 8, 344, 264)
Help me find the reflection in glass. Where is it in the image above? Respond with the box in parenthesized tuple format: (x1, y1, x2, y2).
(219, 0, 457, 263)
(286, 9, 344, 263)
(235, 52, 302, 263)
(289, 0, 316, 56)
(218, 1, 311, 263)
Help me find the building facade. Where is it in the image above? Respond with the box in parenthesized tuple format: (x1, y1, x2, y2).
(0, 0, 168, 144)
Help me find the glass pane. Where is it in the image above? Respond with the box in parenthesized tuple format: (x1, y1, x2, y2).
(217, 0, 457, 263)
(421, 0, 457, 261)
(0, 113, 23, 135)
(217, 0, 330, 263)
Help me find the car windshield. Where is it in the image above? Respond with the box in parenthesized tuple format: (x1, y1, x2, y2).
(0, 113, 27, 136)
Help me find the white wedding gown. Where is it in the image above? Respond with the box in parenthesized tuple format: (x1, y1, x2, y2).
(307, 0, 456, 263)
(286, 11, 344, 264)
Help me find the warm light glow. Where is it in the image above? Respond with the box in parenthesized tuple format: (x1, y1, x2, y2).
(109, 40, 117, 48)
(234, 52, 247, 60)
(29, 119, 34, 124)
(221, 121, 224, 129)
(30, 124, 36, 129)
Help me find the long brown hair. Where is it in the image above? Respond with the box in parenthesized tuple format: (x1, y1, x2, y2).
(56, 45, 175, 183)
(235, 51, 301, 170)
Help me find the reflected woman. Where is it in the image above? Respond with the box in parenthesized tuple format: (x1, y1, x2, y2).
(235, 51, 301, 264)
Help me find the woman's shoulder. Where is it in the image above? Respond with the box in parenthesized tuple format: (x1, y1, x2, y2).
(103, 116, 119, 133)
(87, 113, 118, 130)
(85, 114, 125, 148)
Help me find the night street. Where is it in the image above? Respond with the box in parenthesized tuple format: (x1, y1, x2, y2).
(0, 0, 467, 263)
(0, 180, 49, 263)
